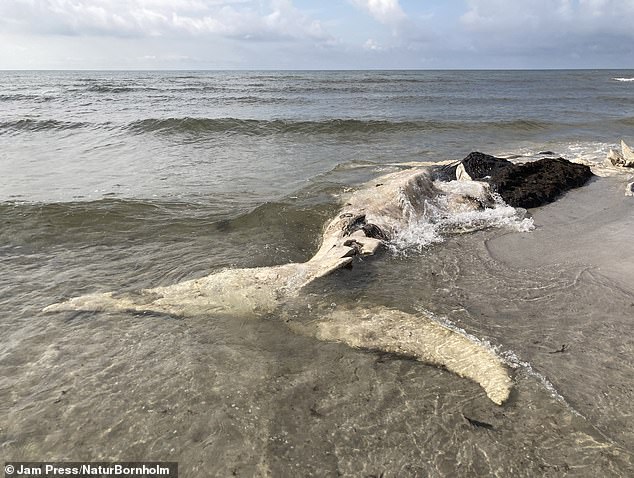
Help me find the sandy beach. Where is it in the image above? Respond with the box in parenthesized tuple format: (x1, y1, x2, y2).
(484, 172, 634, 448)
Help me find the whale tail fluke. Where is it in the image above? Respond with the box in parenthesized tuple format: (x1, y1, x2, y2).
(292, 306, 513, 405)
(43, 256, 355, 318)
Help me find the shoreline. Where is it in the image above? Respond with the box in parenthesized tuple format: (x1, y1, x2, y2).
(486, 173, 634, 290)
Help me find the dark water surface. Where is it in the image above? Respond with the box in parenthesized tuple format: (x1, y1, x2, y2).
(1, 70, 634, 476)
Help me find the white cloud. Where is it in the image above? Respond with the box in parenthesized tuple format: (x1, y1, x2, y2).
(457, 0, 634, 63)
(1, 0, 633, 69)
(461, 0, 634, 37)
(351, 0, 407, 26)
(0, 0, 331, 42)
(363, 38, 384, 51)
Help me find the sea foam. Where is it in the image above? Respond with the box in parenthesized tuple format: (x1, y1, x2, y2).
(389, 179, 534, 253)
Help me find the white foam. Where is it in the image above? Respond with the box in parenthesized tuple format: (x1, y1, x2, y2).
(613, 77, 634, 82)
(508, 142, 634, 178)
(494, 142, 612, 168)
(562, 141, 611, 164)
(389, 181, 534, 253)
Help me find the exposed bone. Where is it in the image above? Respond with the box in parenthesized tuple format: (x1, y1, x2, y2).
(605, 140, 634, 168)
(622, 140, 634, 162)
(456, 163, 472, 181)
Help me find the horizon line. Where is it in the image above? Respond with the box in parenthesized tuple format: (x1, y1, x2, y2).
(1, 67, 633, 72)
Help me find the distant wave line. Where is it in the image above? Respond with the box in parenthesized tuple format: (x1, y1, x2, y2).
(126, 117, 559, 136)
(0, 118, 92, 132)
(0, 93, 55, 102)
(86, 85, 161, 93)
(4, 116, 634, 135)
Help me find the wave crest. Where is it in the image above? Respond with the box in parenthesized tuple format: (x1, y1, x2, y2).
(127, 117, 556, 136)
(0, 118, 89, 133)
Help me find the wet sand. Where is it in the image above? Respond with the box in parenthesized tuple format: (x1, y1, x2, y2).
(485, 173, 634, 449)
(486, 174, 634, 289)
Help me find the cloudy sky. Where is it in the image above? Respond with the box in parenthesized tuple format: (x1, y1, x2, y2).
(1, 0, 633, 69)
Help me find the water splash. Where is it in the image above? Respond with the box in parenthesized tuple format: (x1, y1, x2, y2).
(389, 180, 534, 254)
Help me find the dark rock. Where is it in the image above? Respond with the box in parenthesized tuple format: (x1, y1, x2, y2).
(538, 151, 555, 155)
(488, 157, 593, 208)
(460, 152, 513, 179)
(434, 152, 593, 208)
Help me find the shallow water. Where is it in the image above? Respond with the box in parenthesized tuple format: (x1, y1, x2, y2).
(1, 70, 634, 476)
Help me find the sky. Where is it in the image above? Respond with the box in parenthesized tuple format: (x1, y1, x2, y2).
(0, 0, 633, 69)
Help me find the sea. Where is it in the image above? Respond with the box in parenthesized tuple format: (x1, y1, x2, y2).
(1, 70, 633, 476)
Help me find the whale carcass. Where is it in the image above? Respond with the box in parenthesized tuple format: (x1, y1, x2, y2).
(44, 155, 593, 405)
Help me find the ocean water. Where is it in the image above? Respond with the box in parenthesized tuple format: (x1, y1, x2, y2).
(1, 70, 634, 476)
